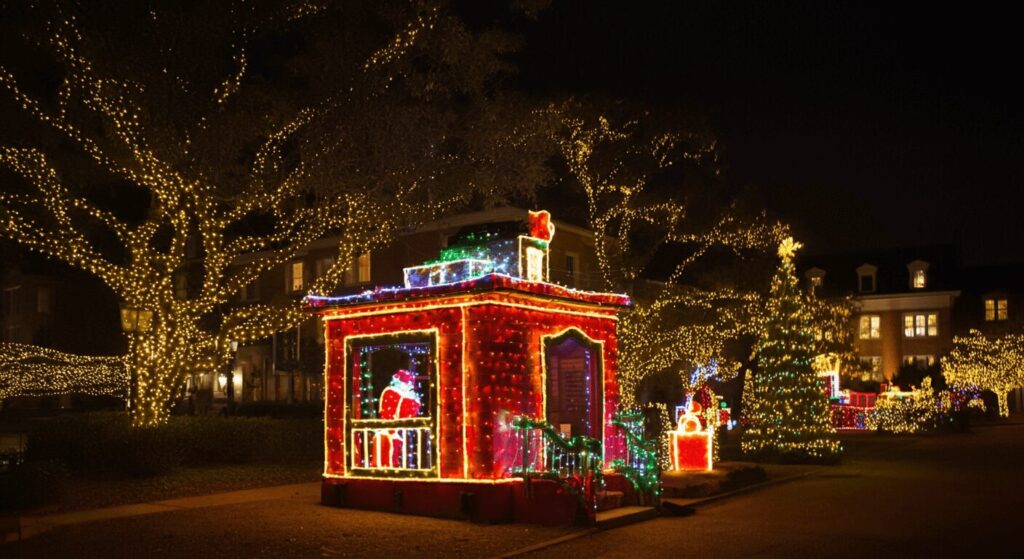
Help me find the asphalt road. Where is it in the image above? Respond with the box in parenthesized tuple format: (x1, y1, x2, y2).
(527, 424, 1024, 558)
(6, 424, 1024, 558)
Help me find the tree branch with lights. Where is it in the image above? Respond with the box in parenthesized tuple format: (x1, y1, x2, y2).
(0, 1, 549, 426)
(548, 105, 787, 407)
(0, 343, 126, 401)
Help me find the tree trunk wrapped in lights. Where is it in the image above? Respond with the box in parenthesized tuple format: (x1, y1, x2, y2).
(0, 2, 550, 426)
(741, 238, 841, 462)
(942, 329, 1024, 418)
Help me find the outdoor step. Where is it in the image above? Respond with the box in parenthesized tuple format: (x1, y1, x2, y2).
(596, 489, 624, 511)
(595, 505, 658, 530)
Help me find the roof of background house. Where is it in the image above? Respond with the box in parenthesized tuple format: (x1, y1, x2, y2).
(798, 245, 962, 297)
(957, 262, 1024, 295)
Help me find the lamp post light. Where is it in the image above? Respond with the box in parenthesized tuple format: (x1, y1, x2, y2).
(221, 339, 240, 408)
(119, 305, 154, 413)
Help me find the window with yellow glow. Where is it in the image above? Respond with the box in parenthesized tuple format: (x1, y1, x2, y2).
(344, 252, 372, 285)
(985, 298, 1008, 321)
(902, 354, 935, 368)
(912, 269, 926, 289)
(859, 356, 883, 381)
(903, 313, 938, 337)
(858, 315, 881, 339)
(289, 261, 305, 292)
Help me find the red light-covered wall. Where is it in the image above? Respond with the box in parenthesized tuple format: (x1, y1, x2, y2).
(321, 288, 626, 481)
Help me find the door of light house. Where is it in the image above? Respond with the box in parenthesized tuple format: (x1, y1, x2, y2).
(544, 331, 601, 439)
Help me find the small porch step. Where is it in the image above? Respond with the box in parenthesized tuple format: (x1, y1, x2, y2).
(594, 506, 658, 530)
(596, 489, 624, 511)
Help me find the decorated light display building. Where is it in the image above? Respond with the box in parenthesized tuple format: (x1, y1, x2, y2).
(309, 212, 637, 524)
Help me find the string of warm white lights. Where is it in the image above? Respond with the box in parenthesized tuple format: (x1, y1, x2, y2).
(871, 378, 941, 434)
(942, 329, 1024, 418)
(0, 343, 127, 400)
(549, 108, 788, 407)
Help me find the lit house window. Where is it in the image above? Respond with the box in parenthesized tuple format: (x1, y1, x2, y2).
(856, 263, 877, 293)
(805, 267, 826, 294)
(289, 261, 305, 292)
(859, 356, 883, 381)
(902, 355, 936, 369)
(344, 253, 372, 285)
(358, 252, 371, 283)
(913, 270, 926, 288)
(903, 313, 938, 337)
(858, 315, 881, 339)
(908, 260, 929, 289)
(984, 298, 1008, 321)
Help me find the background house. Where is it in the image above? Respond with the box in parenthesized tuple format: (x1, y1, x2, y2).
(225, 207, 603, 405)
(801, 247, 961, 383)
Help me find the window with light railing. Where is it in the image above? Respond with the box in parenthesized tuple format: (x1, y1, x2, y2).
(346, 332, 436, 475)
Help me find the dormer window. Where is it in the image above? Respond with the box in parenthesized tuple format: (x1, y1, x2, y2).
(907, 260, 929, 289)
(805, 267, 826, 295)
(856, 263, 877, 293)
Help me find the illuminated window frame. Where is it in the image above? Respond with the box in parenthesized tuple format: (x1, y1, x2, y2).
(984, 298, 1008, 321)
(908, 260, 929, 290)
(288, 261, 305, 292)
(859, 356, 883, 381)
(858, 315, 881, 339)
(343, 329, 440, 479)
(343, 252, 372, 286)
(540, 327, 605, 458)
(902, 312, 938, 337)
(912, 269, 926, 289)
(902, 354, 935, 369)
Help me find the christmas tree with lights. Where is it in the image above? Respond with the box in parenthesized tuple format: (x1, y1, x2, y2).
(741, 237, 841, 462)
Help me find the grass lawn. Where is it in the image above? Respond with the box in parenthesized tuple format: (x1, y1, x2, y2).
(28, 462, 321, 515)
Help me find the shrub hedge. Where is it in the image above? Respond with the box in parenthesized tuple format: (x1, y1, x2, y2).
(25, 413, 321, 478)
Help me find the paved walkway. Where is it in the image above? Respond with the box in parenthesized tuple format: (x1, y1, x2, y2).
(10, 482, 319, 541)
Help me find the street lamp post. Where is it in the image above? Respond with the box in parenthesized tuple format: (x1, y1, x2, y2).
(119, 305, 154, 413)
(219, 339, 240, 411)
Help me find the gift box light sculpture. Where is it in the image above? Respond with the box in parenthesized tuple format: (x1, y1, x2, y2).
(670, 399, 713, 472)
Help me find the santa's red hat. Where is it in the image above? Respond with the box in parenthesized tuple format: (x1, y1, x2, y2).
(393, 369, 416, 384)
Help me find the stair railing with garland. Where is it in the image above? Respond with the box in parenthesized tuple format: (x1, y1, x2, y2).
(510, 416, 604, 520)
(609, 409, 661, 505)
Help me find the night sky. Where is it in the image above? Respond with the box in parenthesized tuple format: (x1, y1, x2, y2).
(516, 1, 1022, 265)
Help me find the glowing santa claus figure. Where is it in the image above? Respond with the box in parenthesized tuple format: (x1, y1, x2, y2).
(375, 369, 422, 467)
